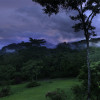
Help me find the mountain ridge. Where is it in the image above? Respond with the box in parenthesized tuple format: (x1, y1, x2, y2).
(0, 37, 100, 54)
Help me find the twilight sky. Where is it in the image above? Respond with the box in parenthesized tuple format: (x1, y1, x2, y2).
(0, 0, 100, 49)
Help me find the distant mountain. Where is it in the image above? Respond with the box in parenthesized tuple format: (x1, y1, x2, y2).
(0, 43, 25, 54)
(0, 37, 100, 55)
(57, 38, 100, 50)
(0, 39, 56, 55)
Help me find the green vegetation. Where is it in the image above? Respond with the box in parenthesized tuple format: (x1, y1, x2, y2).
(1, 38, 100, 99)
(77, 61, 100, 100)
(45, 88, 67, 100)
(90, 47, 100, 62)
(0, 79, 79, 100)
(26, 81, 41, 88)
(0, 39, 86, 85)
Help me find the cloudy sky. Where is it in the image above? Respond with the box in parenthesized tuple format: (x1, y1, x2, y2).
(0, 0, 100, 49)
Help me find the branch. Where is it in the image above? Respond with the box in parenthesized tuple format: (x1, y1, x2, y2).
(88, 13, 96, 28)
(76, 6, 83, 22)
(76, 1, 87, 36)
(86, 12, 94, 23)
(80, 0, 83, 14)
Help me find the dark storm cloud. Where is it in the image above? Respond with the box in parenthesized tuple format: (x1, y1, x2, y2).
(0, 0, 33, 8)
(0, 0, 100, 49)
(16, 5, 84, 38)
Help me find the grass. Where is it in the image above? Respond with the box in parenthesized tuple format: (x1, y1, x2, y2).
(0, 78, 79, 100)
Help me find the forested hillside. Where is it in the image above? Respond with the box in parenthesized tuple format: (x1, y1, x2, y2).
(0, 38, 100, 100)
(0, 37, 100, 86)
(0, 38, 87, 85)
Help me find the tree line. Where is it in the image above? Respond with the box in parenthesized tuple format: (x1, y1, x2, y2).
(0, 39, 86, 85)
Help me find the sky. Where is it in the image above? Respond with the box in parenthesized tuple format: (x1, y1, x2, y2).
(0, 0, 100, 49)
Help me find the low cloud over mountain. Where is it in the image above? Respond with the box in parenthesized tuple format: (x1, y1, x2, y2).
(0, 0, 100, 49)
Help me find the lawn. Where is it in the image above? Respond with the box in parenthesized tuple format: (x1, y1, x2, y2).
(0, 78, 79, 100)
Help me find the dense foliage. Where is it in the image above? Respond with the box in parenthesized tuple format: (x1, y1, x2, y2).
(0, 39, 86, 85)
(26, 81, 41, 88)
(45, 88, 67, 100)
(0, 86, 11, 97)
(72, 61, 100, 100)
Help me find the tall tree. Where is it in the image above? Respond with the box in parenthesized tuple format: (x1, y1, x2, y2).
(29, 38, 46, 46)
(32, 0, 100, 100)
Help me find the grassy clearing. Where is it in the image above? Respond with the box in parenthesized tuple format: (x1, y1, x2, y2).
(0, 78, 79, 100)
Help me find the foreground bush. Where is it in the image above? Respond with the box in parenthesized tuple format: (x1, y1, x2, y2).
(0, 86, 11, 97)
(26, 81, 41, 88)
(72, 85, 87, 100)
(45, 88, 67, 100)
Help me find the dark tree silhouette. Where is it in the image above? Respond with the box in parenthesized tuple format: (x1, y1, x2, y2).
(29, 38, 46, 46)
(32, 0, 100, 100)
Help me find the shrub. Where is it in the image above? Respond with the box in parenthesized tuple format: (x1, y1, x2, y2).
(45, 88, 67, 100)
(72, 85, 86, 100)
(0, 86, 11, 97)
(26, 81, 40, 88)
